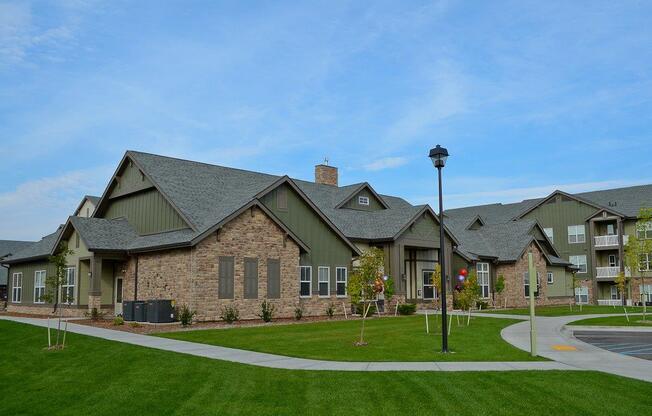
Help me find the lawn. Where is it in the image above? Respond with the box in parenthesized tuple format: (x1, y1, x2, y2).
(479, 305, 643, 317)
(2, 320, 652, 416)
(156, 315, 544, 362)
(568, 315, 652, 327)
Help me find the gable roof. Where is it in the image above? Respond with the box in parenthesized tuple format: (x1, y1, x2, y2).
(0, 240, 35, 259)
(73, 195, 101, 216)
(2, 227, 63, 264)
(513, 190, 612, 220)
(333, 182, 390, 210)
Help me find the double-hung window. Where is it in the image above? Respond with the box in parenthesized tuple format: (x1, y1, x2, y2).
(11, 273, 22, 303)
(477, 262, 490, 298)
(61, 267, 76, 304)
(299, 266, 312, 297)
(639, 253, 651, 272)
(523, 271, 540, 297)
(575, 287, 589, 304)
(547, 271, 554, 284)
(637, 223, 652, 240)
(336, 267, 347, 297)
(569, 255, 587, 274)
(640, 284, 652, 303)
(544, 227, 554, 244)
(34, 270, 46, 303)
(318, 267, 330, 297)
(568, 225, 586, 244)
(610, 285, 620, 300)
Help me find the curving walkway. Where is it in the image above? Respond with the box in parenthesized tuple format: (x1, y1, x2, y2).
(500, 313, 652, 383)
(0, 315, 577, 372)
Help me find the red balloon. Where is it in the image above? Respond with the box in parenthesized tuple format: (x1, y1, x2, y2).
(460, 268, 468, 276)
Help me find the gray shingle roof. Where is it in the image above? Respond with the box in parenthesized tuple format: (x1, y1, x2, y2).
(575, 184, 652, 218)
(69, 217, 139, 251)
(0, 240, 35, 258)
(3, 227, 63, 263)
(86, 195, 101, 205)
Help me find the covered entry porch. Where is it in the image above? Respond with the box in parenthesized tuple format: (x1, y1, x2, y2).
(83, 254, 127, 316)
(403, 246, 441, 304)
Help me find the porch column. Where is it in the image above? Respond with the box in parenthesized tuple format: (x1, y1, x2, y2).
(89, 254, 103, 311)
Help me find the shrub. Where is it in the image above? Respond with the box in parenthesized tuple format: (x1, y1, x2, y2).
(86, 307, 105, 321)
(477, 300, 489, 310)
(258, 300, 275, 323)
(113, 316, 124, 326)
(397, 303, 417, 315)
(129, 321, 140, 328)
(294, 307, 303, 320)
(220, 305, 239, 324)
(326, 303, 335, 318)
(179, 304, 197, 327)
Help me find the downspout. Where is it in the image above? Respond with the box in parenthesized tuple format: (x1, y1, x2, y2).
(134, 255, 139, 301)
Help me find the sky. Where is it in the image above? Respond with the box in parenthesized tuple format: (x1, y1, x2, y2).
(1, 0, 651, 241)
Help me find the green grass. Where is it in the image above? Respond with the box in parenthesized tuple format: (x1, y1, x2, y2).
(568, 315, 652, 326)
(479, 305, 644, 317)
(157, 315, 544, 361)
(2, 320, 652, 416)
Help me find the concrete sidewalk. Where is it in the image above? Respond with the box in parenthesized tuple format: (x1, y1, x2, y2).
(0, 315, 578, 373)
(501, 314, 652, 383)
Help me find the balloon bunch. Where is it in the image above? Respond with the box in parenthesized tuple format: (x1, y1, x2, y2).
(455, 268, 468, 291)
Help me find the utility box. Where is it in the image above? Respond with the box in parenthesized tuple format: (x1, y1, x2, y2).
(147, 299, 175, 323)
(134, 301, 148, 322)
(122, 301, 135, 321)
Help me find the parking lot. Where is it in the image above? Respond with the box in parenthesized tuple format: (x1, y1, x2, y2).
(574, 330, 652, 361)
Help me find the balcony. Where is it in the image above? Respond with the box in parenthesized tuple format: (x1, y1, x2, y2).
(596, 266, 631, 280)
(594, 234, 629, 248)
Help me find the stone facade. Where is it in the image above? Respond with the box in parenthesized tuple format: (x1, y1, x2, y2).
(6, 303, 113, 317)
(494, 243, 562, 308)
(122, 207, 351, 321)
(314, 164, 338, 186)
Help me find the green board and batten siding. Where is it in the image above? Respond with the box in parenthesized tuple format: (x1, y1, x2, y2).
(521, 196, 598, 280)
(6, 261, 56, 306)
(260, 183, 353, 296)
(340, 188, 386, 212)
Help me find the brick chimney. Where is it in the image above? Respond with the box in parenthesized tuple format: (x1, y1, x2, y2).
(315, 162, 338, 186)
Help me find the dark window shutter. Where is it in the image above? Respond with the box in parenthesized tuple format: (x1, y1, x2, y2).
(218, 256, 234, 299)
(267, 259, 281, 299)
(244, 258, 258, 299)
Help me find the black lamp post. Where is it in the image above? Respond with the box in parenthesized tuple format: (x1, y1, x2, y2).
(429, 144, 449, 353)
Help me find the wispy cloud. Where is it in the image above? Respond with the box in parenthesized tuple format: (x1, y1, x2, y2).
(0, 166, 112, 240)
(363, 156, 408, 171)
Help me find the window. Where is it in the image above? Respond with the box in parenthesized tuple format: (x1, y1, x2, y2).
(640, 284, 652, 303)
(61, 267, 76, 304)
(218, 256, 234, 299)
(422, 270, 436, 299)
(358, 196, 370, 206)
(575, 287, 589, 304)
(267, 259, 281, 299)
(639, 253, 651, 272)
(477, 263, 490, 298)
(610, 285, 620, 300)
(11, 273, 22, 303)
(547, 272, 554, 284)
(544, 227, 554, 244)
(523, 271, 540, 297)
(637, 223, 652, 240)
(608, 254, 618, 267)
(568, 225, 586, 244)
(569, 255, 587, 274)
(34, 270, 46, 303)
(244, 258, 258, 299)
(75, 232, 80, 248)
(318, 267, 330, 297)
(606, 224, 615, 235)
(299, 266, 312, 297)
(335, 267, 347, 297)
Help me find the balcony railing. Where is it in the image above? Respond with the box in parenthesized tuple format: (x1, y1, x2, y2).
(597, 299, 622, 306)
(594, 234, 629, 247)
(596, 266, 620, 278)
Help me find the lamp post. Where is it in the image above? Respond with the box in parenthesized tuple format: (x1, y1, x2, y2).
(429, 144, 449, 353)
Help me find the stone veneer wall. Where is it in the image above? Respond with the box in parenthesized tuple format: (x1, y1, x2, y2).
(6, 303, 113, 317)
(122, 207, 352, 321)
(493, 243, 568, 308)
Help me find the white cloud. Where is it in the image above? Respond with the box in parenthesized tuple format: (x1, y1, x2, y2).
(363, 156, 408, 171)
(0, 166, 112, 240)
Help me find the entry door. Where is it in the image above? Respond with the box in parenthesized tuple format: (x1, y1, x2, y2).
(114, 277, 123, 316)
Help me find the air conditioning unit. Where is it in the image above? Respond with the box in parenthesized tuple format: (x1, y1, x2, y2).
(147, 299, 175, 323)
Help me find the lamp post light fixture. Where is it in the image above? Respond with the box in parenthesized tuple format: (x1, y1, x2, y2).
(429, 144, 449, 353)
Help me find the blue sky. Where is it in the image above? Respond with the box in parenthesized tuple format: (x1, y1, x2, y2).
(1, 0, 651, 240)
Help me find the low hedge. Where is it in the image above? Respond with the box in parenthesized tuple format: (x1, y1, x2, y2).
(397, 303, 417, 315)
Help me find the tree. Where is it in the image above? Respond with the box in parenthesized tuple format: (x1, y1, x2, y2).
(457, 269, 480, 318)
(494, 274, 505, 308)
(42, 243, 74, 350)
(349, 247, 385, 346)
(624, 208, 652, 321)
(430, 263, 442, 310)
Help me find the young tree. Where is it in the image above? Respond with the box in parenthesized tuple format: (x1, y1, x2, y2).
(42, 243, 74, 349)
(430, 263, 442, 310)
(494, 274, 505, 308)
(624, 208, 652, 320)
(457, 269, 480, 322)
(349, 247, 385, 346)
